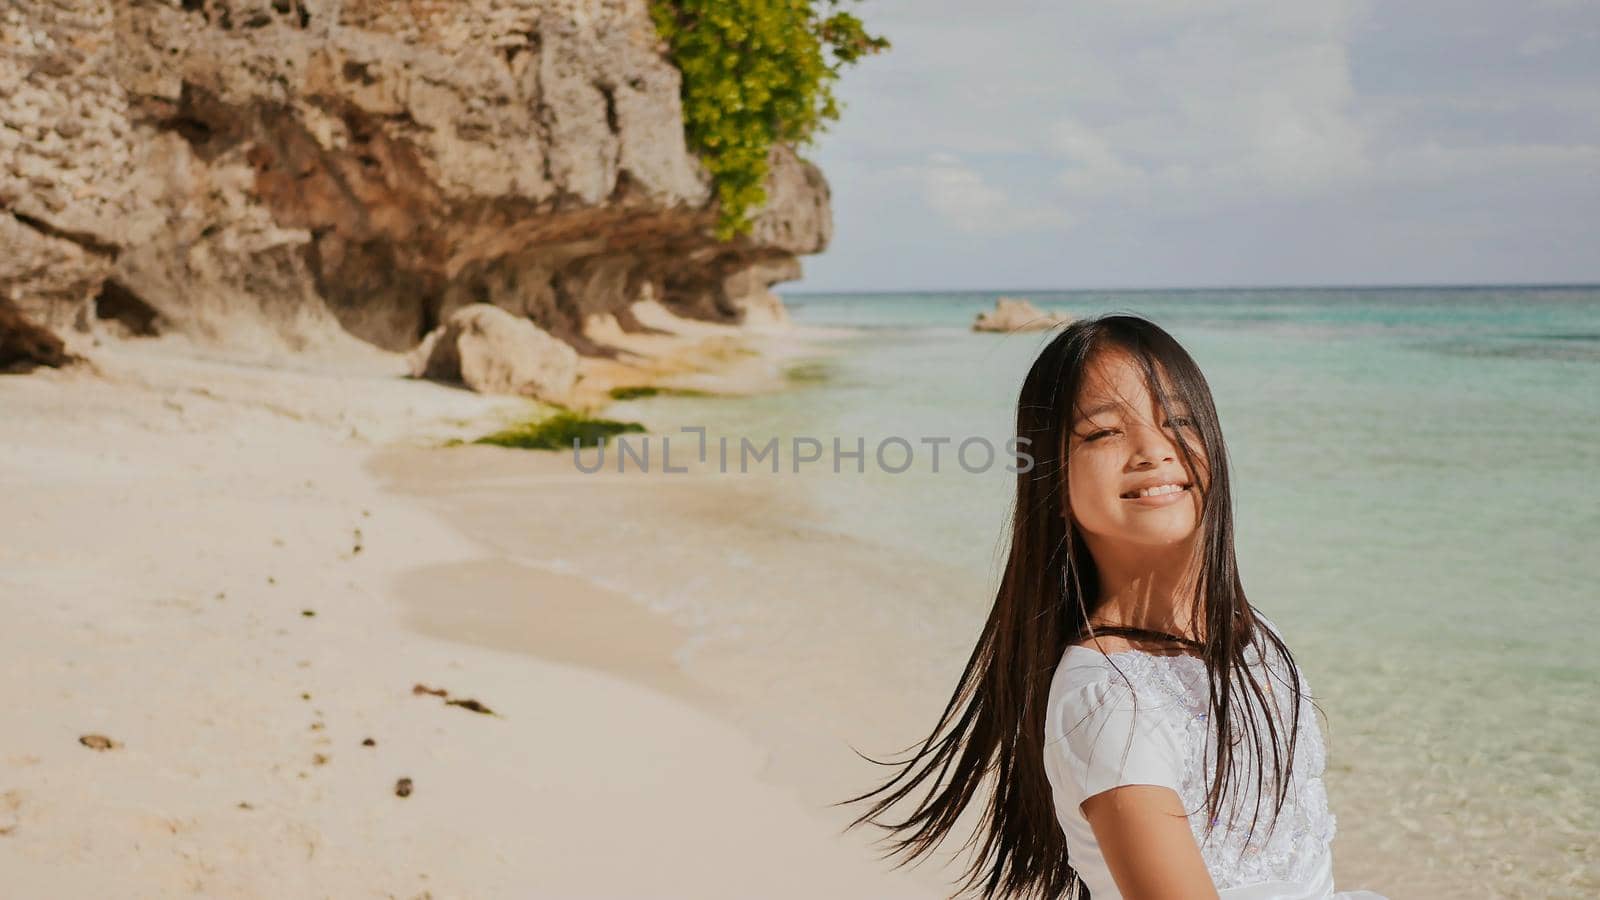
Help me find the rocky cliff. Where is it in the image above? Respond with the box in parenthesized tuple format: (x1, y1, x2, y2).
(0, 0, 832, 364)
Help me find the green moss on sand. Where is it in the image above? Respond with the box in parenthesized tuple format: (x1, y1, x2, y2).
(472, 411, 647, 451)
(783, 360, 833, 384)
(608, 385, 714, 401)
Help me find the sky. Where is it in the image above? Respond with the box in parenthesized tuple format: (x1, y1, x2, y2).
(792, 0, 1600, 291)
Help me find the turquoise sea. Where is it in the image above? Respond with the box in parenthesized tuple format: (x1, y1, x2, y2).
(614, 286, 1599, 897)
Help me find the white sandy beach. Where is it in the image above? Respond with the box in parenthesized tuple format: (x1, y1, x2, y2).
(0, 317, 965, 898)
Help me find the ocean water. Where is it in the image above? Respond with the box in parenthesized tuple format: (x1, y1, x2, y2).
(612, 286, 1600, 897)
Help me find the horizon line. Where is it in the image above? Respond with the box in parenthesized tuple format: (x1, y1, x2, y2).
(779, 280, 1600, 295)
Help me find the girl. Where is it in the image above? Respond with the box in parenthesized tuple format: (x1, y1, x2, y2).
(838, 314, 1387, 899)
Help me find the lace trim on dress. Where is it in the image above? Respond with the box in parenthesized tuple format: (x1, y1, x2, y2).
(1087, 643, 1338, 890)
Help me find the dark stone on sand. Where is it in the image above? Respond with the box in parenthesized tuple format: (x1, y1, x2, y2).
(445, 698, 496, 716)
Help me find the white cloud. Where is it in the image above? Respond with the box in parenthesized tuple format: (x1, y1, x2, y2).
(892, 153, 1072, 234)
(1041, 1, 1371, 217)
(801, 0, 1600, 289)
(1515, 34, 1568, 56)
(1377, 141, 1600, 184)
(1050, 118, 1146, 198)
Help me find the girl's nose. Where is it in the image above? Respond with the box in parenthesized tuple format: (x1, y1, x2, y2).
(1128, 421, 1177, 464)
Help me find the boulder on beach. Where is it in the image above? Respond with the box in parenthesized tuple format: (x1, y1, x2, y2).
(972, 296, 1074, 333)
(409, 304, 579, 403)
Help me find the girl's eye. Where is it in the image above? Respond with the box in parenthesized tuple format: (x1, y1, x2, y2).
(1167, 416, 1195, 429)
(1085, 429, 1117, 441)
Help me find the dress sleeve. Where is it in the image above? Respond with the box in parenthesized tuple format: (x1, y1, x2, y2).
(1057, 678, 1187, 801)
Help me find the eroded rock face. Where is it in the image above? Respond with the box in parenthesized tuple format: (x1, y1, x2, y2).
(0, 297, 76, 373)
(0, 0, 830, 359)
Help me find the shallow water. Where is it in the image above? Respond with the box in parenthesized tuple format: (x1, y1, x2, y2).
(607, 286, 1600, 898)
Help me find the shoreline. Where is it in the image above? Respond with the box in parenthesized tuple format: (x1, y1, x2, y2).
(568, 300, 864, 412)
(0, 315, 955, 897)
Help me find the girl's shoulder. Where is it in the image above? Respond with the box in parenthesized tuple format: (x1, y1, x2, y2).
(1044, 647, 1200, 800)
(1049, 644, 1208, 719)
(1048, 608, 1298, 711)
(1056, 643, 1201, 680)
(1245, 610, 1312, 689)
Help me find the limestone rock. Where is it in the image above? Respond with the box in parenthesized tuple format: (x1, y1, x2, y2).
(0, 0, 828, 363)
(721, 256, 801, 328)
(0, 297, 76, 373)
(410, 303, 578, 402)
(973, 297, 1074, 333)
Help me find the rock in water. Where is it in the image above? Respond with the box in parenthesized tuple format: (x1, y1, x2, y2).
(973, 296, 1074, 333)
(409, 304, 579, 403)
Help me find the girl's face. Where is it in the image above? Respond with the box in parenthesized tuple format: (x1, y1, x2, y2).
(1064, 348, 1207, 549)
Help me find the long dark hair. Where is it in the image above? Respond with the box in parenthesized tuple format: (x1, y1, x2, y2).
(834, 313, 1305, 899)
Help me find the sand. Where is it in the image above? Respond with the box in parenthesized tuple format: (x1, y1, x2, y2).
(0, 315, 963, 898)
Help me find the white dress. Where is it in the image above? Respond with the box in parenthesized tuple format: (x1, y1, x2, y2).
(1042, 624, 1389, 900)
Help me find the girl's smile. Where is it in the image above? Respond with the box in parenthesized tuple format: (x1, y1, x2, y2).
(1120, 481, 1194, 508)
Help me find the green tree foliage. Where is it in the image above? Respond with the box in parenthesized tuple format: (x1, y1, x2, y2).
(649, 0, 889, 240)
